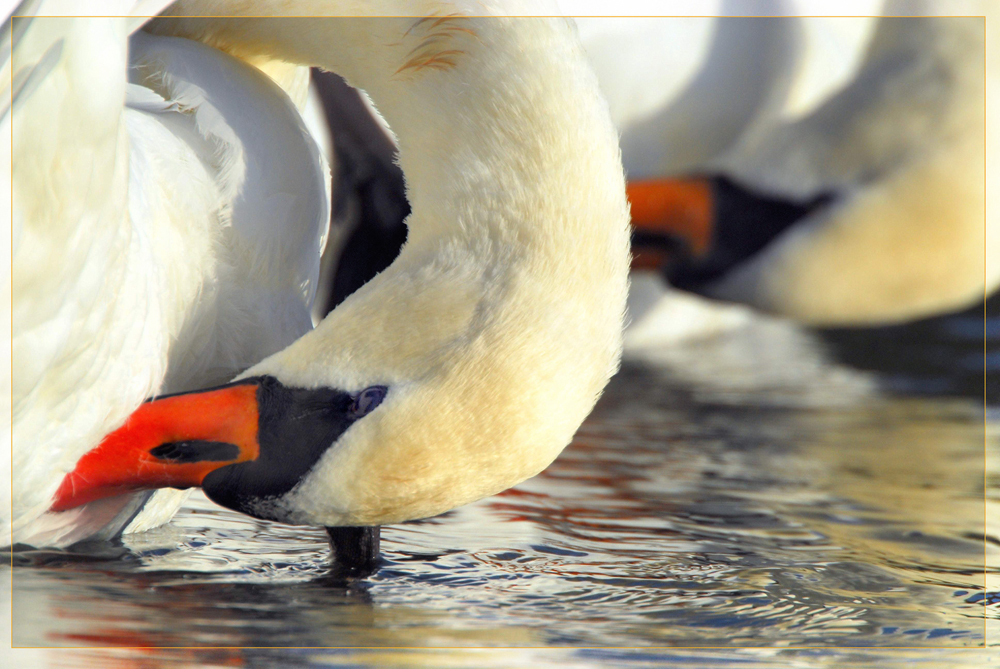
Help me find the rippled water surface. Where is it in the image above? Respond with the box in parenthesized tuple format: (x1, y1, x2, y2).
(5, 304, 998, 668)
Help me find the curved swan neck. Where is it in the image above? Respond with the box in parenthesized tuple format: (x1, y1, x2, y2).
(145, 2, 631, 525)
(150, 5, 623, 248)
(151, 5, 631, 383)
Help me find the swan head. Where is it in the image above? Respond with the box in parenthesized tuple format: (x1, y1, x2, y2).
(52, 232, 627, 528)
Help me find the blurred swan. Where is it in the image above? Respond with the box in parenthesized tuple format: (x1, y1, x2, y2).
(627, 12, 991, 326)
(5, 0, 630, 548)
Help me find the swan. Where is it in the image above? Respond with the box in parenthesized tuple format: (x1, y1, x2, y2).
(623, 11, 992, 326)
(5, 0, 631, 553)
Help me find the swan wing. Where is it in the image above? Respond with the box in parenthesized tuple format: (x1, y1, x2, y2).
(6, 5, 329, 546)
(6, 3, 142, 543)
(127, 31, 329, 391)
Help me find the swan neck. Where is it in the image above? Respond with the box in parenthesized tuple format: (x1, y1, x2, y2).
(149, 11, 614, 246)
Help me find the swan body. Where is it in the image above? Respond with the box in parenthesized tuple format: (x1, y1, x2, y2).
(7, 1, 629, 545)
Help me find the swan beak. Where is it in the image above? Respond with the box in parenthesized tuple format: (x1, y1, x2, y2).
(49, 382, 261, 513)
(626, 177, 714, 269)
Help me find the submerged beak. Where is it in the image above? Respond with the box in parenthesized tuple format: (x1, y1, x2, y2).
(50, 381, 261, 512)
(627, 177, 714, 270)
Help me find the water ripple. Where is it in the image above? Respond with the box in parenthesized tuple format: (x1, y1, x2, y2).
(7, 336, 995, 663)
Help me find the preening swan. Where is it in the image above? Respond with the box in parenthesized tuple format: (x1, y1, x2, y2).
(6, 1, 630, 552)
(623, 13, 991, 326)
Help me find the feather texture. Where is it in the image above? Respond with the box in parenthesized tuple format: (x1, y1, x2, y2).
(6, 3, 329, 546)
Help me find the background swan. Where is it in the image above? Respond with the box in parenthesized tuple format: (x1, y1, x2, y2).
(5, 0, 630, 549)
(613, 6, 992, 326)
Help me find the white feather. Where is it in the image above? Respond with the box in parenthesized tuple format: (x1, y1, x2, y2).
(6, 4, 330, 546)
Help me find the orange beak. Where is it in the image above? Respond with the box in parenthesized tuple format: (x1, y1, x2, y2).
(50, 382, 261, 513)
(626, 177, 714, 270)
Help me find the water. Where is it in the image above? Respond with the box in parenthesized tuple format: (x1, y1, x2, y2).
(5, 301, 997, 668)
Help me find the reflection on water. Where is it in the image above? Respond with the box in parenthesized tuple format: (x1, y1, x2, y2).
(818, 292, 999, 399)
(5, 308, 997, 667)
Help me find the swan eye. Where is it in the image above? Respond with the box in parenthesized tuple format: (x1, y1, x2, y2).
(350, 386, 388, 418)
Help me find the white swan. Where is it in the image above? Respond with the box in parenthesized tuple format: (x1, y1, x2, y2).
(620, 11, 992, 326)
(5, 1, 630, 549)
